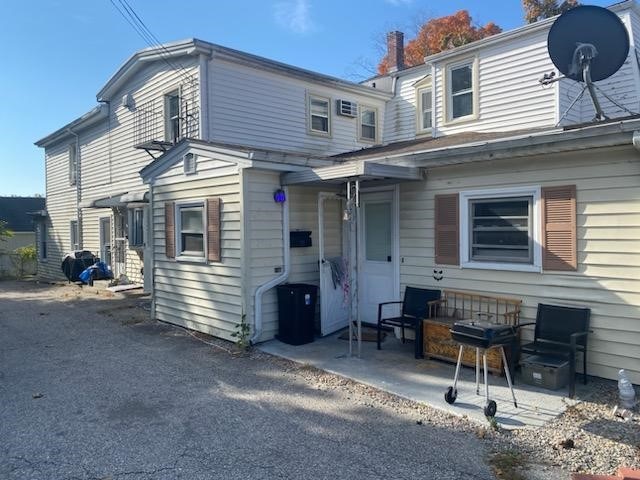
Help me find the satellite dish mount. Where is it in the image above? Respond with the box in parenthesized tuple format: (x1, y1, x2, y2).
(570, 42, 606, 121)
(544, 5, 630, 124)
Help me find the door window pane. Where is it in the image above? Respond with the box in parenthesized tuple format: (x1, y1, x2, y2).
(365, 202, 391, 262)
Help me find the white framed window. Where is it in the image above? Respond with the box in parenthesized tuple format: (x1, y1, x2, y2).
(70, 220, 79, 250)
(418, 86, 433, 132)
(175, 201, 206, 260)
(359, 106, 377, 142)
(308, 94, 331, 136)
(128, 207, 144, 248)
(445, 58, 477, 122)
(164, 90, 181, 143)
(183, 152, 197, 175)
(69, 144, 77, 185)
(460, 186, 541, 273)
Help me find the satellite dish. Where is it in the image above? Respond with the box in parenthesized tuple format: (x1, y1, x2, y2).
(547, 5, 630, 121)
(548, 5, 629, 82)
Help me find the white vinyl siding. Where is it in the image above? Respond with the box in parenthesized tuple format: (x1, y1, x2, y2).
(40, 59, 199, 282)
(207, 58, 386, 155)
(399, 147, 640, 384)
(68, 144, 77, 185)
(152, 158, 242, 341)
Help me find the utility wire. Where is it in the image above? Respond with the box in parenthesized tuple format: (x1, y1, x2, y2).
(109, 0, 196, 86)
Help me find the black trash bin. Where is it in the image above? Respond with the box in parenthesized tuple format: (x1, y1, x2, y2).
(276, 283, 318, 345)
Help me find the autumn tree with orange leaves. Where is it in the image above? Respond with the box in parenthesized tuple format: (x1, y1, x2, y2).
(377, 11, 501, 75)
(522, 0, 579, 24)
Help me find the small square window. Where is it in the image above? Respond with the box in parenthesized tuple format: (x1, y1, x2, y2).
(308, 94, 330, 135)
(359, 106, 377, 142)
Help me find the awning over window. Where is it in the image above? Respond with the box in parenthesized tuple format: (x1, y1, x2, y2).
(280, 161, 423, 186)
(79, 191, 149, 208)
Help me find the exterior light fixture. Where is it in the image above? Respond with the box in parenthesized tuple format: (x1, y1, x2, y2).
(274, 189, 286, 203)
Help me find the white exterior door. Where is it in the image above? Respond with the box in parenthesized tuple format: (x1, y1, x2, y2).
(99, 217, 112, 268)
(358, 189, 399, 324)
(318, 193, 350, 336)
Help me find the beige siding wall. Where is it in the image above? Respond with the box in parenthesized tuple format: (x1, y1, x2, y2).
(152, 157, 242, 341)
(207, 58, 387, 155)
(40, 143, 77, 280)
(41, 58, 199, 282)
(245, 170, 340, 341)
(400, 147, 640, 383)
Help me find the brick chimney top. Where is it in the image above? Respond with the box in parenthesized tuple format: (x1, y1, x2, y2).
(387, 31, 405, 73)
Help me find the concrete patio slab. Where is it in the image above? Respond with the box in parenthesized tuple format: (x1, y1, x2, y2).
(259, 330, 592, 429)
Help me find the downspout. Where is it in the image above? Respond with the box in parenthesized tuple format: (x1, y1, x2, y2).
(67, 127, 82, 249)
(251, 186, 290, 344)
(198, 53, 210, 141)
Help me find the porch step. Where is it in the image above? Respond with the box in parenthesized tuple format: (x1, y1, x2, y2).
(571, 468, 640, 480)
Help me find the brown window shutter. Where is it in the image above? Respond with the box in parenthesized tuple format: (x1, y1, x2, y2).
(165, 202, 175, 259)
(207, 197, 221, 262)
(542, 185, 577, 271)
(435, 194, 459, 265)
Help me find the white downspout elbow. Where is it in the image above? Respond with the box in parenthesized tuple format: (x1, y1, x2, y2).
(251, 186, 290, 344)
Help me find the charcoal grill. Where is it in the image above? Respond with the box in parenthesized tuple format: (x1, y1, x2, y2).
(444, 318, 519, 418)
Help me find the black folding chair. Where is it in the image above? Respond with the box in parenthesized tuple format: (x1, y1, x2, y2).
(520, 303, 591, 398)
(377, 287, 441, 359)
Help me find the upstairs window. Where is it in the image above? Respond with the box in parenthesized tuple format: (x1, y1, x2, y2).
(69, 144, 77, 185)
(446, 59, 476, 122)
(308, 94, 330, 135)
(417, 86, 433, 132)
(164, 90, 181, 143)
(359, 106, 377, 142)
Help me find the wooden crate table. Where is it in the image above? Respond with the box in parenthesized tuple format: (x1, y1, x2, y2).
(422, 290, 522, 375)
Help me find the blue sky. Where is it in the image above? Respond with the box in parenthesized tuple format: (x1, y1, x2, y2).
(0, 0, 612, 196)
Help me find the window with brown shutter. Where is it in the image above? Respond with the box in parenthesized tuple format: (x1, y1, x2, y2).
(435, 194, 460, 265)
(165, 202, 175, 259)
(207, 197, 221, 262)
(541, 185, 577, 271)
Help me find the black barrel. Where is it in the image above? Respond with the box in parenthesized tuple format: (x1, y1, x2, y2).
(276, 283, 317, 345)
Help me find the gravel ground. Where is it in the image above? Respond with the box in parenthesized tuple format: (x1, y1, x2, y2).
(2, 280, 638, 479)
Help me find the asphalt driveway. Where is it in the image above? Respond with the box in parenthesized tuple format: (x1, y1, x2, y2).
(0, 280, 496, 480)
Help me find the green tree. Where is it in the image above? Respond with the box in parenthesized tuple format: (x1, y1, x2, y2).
(12, 245, 36, 279)
(0, 220, 13, 242)
(522, 0, 579, 24)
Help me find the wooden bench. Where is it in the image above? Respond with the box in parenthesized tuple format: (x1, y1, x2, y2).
(423, 289, 522, 374)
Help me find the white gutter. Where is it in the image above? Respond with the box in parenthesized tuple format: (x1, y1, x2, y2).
(198, 53, 210, 141)
(251, 186, 290, 344)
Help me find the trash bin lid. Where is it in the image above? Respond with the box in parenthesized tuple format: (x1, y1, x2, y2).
(523, 355, 569, 368)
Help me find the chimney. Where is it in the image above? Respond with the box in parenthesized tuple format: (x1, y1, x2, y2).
(387, 31, 405, 73)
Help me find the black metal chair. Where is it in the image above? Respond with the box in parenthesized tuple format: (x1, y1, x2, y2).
(520, 303, 591, 398)
(377, 287, 441, 359)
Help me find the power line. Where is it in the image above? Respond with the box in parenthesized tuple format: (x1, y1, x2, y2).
(109, 0, 196, 86)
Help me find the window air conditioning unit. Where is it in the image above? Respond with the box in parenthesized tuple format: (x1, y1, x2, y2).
(337, 99, 358, 117)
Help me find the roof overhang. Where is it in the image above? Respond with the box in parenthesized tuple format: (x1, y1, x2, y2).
(35, 104, 108, 148)
(281, 161, 424, 186)
(79, 190, 149, 209)
(356, 119, 640, 169)
(140, 138, 335, 183)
